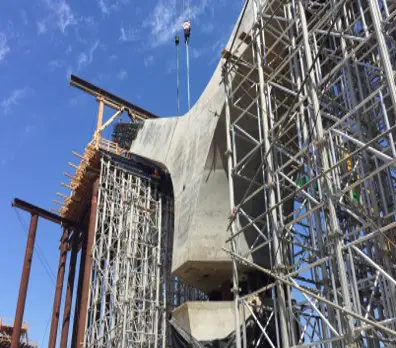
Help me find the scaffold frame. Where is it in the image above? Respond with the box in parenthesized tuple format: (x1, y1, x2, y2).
(223, 0, 396, 347)
(83, 157, 206, 348)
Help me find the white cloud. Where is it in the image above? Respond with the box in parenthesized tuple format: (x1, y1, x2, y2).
(144, 55, 154, 67)
(55, 1, 76, 32)
(37, 21, 47, 34)
(98, 0, 129, 15)
(77, 53, 88, 70)
(117, 69, 128, 80)
(0, 33, 10, 62)
(191, 47, 205, 59)
(99, 0, 110, 15)
(1, 88, 28, 115)
(81, 16, 95, 26)
(48, 59, 63, 71)
(144, 0, 211, 48)
(119, 25, 139, 42)
(39, 0, 76, 34)
(65, 45, 72, 54)
(77, 40, 100, 70)
(89, 40, 100, 60)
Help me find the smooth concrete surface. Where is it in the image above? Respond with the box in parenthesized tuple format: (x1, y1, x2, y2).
(172, 302, 249, 341)
(130, 2, 256, 293)
(129, 1, 296, 293)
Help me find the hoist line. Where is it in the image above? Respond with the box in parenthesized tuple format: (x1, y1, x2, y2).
(176, 35, 180, 114)
(175, 0, 180, 114)
(186, 40, 191, 110)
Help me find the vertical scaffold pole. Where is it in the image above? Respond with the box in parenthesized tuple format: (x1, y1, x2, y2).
(253, 0, 290, 345)
(297, 0, 355, 342)
(223, 65, 242, 348)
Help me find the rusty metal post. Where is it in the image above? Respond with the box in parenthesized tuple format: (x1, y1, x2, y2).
(71, 230, 87, 348)
(11, 214, 39, 348)
(75, 179, 99, 348)
(48, 228, 70, 348)
(60, 230, 79, 348)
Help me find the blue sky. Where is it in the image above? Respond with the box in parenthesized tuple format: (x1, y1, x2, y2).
(0, 0, 241, 344)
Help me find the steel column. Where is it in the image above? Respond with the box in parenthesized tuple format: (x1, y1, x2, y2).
(11, 214, 39, 348)
(48, 227, 70, 348)
(60, 230, 79, 348)
(75, 179, 99, 348)
(71, 228, 87, 348)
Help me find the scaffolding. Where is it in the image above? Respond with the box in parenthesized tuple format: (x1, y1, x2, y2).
(83, 156, 204, 348)
(223, 0, 396, 347)
(0, 318, 36, 348)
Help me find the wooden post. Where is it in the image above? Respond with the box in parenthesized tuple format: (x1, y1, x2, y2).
(95, 99, 104, 144)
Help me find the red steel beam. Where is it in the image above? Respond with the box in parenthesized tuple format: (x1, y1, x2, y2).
(75, 179, 99, 348)
(60, 230, 80, 348)
(48, 228, 70, 348)
(12, 198, 80, 230)
(11, 214, 39, 348)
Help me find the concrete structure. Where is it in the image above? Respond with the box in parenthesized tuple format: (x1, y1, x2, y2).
(15, 0, 393, 346)
(129, 3, 258, 292)
(172, 302, 246, 341)
(129, 0, 396, 347)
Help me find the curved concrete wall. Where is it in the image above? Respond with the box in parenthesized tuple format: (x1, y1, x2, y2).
(130, 2, 256, 292)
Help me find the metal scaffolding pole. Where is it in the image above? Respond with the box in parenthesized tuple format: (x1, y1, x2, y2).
(80, 157, 204, 348)
(223, 0, 396, 346)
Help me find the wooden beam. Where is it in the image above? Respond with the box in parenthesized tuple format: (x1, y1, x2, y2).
(64, 172, 74, 179)
(95, 99, 104, 141)
(99, 109, 123, 132)
(71, 152, 87, 161)
(68, 162, 79, 170)
(56, 193, 69, 200)
(61, 182, 74, 191)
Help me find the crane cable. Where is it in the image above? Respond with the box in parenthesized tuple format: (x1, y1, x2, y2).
(183, 0, 191, 110)
(175, 0, 180, 114)
(185, 31, 191, 111)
